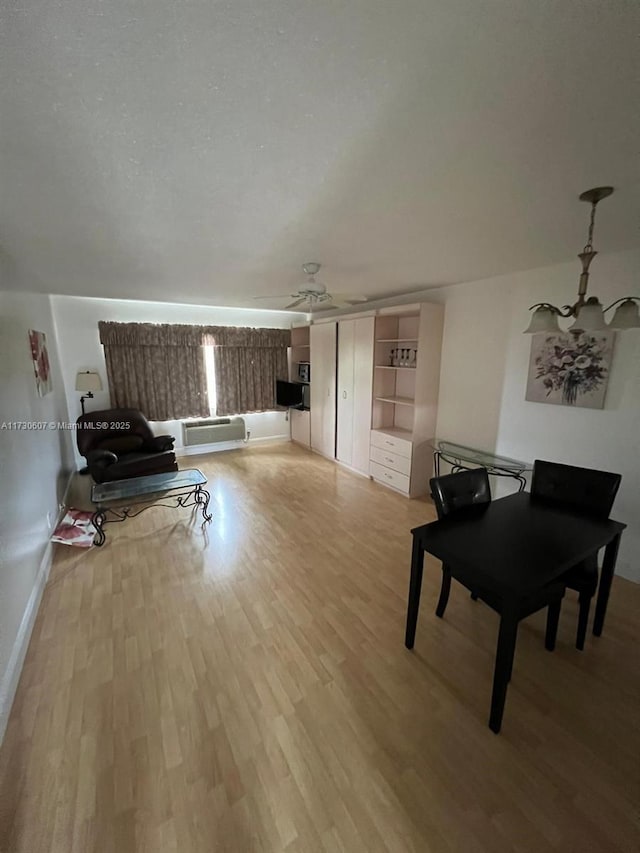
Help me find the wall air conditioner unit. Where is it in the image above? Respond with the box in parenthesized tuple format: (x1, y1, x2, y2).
(182, 416, 247, 448)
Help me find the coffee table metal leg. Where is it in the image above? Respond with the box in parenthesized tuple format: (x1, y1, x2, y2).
(515, 473, 527, 492)
(92, 509, 106, 547)
(405, 533, 425, 649)
(489, 612, 518, 733)
(195, 485, 212, 522)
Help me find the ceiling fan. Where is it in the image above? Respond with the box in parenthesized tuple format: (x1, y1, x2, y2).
(254, 263, 368, 311)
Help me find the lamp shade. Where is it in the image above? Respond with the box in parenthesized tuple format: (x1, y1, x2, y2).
(608, 299, 640, 330)
(75, 370, 103, 393)
(523, 306, 561, 334)
(569, 298, 606, 332)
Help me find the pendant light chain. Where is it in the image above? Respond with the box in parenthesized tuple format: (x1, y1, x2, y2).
(583, 201, 597, 253)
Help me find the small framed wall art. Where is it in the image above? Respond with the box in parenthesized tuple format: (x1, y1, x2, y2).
(28, 329, 52, 397)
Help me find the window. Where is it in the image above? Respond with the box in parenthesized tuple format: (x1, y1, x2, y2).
(204, 344, 217, 416)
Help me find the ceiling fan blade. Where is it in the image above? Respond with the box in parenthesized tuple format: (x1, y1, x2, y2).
(333, 293, 368, 303)
(253, 293, 292, 300)
(285, 297, 307, 309)
(325, 294, 368, 308)
(308, 301, 335, 312)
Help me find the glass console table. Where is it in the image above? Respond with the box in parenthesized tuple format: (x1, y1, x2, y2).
(91, 468, 212, 546)
(431, 440, 531, 492)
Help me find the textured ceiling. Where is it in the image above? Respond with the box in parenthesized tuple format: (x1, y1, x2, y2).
(1, 0, 638, 307)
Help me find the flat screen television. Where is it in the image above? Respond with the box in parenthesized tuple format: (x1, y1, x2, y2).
(276, 379, 304, 408)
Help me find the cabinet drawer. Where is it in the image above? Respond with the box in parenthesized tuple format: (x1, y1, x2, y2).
(370, 461, 411, 494)
(369, 445, 411, 476)
(370, 430, 413, 459)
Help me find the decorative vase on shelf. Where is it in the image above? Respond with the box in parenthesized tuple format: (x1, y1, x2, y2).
(408, 349, 416, 368)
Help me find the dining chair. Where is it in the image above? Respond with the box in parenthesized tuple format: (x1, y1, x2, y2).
(429, 468, 564, 657)
(430, 468, 491, 613)
(531, 460, 622, 650)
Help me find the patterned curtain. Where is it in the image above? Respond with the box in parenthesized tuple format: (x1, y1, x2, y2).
(98, 322, 210, 420)
(202, 327, 291, 416)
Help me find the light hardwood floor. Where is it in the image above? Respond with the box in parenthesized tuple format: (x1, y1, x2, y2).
(1, 443, 639, 852)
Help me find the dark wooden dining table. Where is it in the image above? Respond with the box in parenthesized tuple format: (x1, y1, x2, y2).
(405, 491, 626, 732)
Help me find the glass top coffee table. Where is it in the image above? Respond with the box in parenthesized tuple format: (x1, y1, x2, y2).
(91, 468, 211, 546)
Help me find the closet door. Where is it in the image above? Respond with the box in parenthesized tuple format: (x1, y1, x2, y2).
(336, 320, 355, 465)
(310, 322, 337, 459)
(351, 316, 374, 474)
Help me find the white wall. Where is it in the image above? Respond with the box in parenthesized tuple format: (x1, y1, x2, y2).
(0, 291, 74, 740)
(434, 248, 640, 582)
(50, 296, 301, 464)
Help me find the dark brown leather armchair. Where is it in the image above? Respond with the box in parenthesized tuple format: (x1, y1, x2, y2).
(76, 408, 178, 483)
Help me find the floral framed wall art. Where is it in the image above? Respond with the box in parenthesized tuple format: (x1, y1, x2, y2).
(525, 330, 615, 409)
(28, 329, 52, 397)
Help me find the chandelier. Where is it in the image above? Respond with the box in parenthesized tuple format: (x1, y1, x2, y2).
(524, 187, 640, 333)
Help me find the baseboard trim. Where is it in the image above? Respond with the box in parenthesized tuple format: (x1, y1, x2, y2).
(310, 447, 337, 462)
(334, 459, 372, 481)
(60, 468, 76, 511)
(615, 561, 640, 584)
(0, 539, 54, 745)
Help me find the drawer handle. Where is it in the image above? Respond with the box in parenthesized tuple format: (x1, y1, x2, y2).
(385, 457, 394, 463)
(384, 473, 393, 479)
(385, 441, 394, 446)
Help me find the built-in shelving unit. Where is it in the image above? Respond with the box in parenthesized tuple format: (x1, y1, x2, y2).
(289, 325, 311, 447)
(289, 303, 443, 496)
(369, 304, 444, 497)
(290, 326, 311, 385)
(372, 310, 420, 437)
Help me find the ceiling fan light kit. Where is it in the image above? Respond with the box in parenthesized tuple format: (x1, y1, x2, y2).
(524, 187, 640, 334)
(302, 262, 321, 277)
(254, 263, 368, 312)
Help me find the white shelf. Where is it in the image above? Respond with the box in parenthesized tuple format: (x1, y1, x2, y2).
(374, 395, 415, 407)
(375, 365, 416, 370)
(371, 426, 413, 440)
(371, 303, 444, 499)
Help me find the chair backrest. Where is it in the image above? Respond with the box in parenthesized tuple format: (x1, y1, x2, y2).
(76, 408, 155, 457)
(430, 468, 492, 520)
(531, 460, 621, 519)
